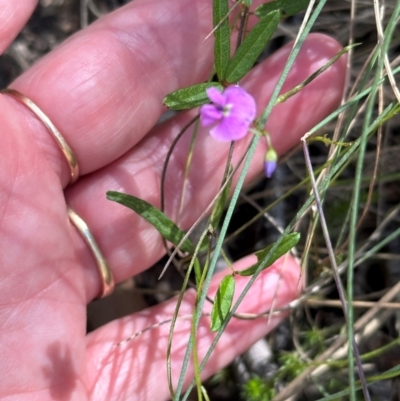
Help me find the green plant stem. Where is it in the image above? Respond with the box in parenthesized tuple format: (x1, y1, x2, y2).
(161, 114, 199, 213)
(191, 234, 213, 401)
(192, 296, 203, 401)
(166, 230, 210, 399)
(178, 118, 200, 220)
(235, 4, 249, 50)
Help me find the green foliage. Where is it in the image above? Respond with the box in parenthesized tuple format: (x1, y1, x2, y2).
(210, 275, 235, 331)
(225, 10, 280, 83)
(278, 352, 306, 380)
(241, 376, 276, 401)
(303, 327, 326, 354)
(163, 82, 223, 110)
(213, 0, 231, 81)
(106, 191, 194, 253)
(237, 232, 300, 276)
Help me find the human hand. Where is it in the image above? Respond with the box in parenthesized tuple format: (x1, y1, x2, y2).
(0, 0, 346, 400)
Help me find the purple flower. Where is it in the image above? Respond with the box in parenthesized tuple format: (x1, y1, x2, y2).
(200, 86, 256, 142)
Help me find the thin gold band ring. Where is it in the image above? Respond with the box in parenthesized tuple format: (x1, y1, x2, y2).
(68, 208, 115, 298)
(1, 88, 79, 184)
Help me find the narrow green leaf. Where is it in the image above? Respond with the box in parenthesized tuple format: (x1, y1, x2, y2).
(238, 232, 300, 276)
(107, 191, 194, 253)
(225, 10, 280, 83)
(255, 0, 310, 19)
(210, 167, 232, 229)
(210, 275, 235, 331)
(163, 82, 223, 110)
(213, 0, 231, 81)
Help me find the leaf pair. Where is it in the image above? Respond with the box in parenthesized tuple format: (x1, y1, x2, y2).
(215, 0, 311, 81)
(163, 5, 280, 110)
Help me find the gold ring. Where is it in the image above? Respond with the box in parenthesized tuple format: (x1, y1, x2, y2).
(68, 207, 115, 298)
(1, 88, 79, 185)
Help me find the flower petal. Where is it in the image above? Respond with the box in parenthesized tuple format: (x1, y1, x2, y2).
(225, 86, 256, 122)
(209, 114, 250, 141)
(200, 104, 223, 126)
(206, 87, 226, 106)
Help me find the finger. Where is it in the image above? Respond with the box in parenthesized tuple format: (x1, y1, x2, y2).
(0, 0, 37, 54)
(66, 34, 346, 301)
(4, 0, 217, 186)
(85, 254, 301, 401)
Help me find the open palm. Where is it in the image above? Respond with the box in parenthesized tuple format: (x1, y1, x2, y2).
(0, 0, 346, 400)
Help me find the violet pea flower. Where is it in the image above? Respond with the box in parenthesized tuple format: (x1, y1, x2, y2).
(200, 86, 256, 142)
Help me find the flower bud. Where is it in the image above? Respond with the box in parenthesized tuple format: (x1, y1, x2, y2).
(264, 148, 278, 178)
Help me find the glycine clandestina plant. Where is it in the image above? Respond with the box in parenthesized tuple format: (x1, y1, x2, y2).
(105, 0, 358, 400)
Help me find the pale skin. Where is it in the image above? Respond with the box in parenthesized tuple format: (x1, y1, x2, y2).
(0, 0, 347, 400)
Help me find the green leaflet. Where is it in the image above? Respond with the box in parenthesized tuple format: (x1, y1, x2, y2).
(210, 275, 235, 331)
(163, 82, 223, 110)
(107, 191, 194, 253)
(238, 232, 300, 276)
(255, 0, 310, 18)
(213, 0, 231, 81)
(225, 10, 280, 83)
